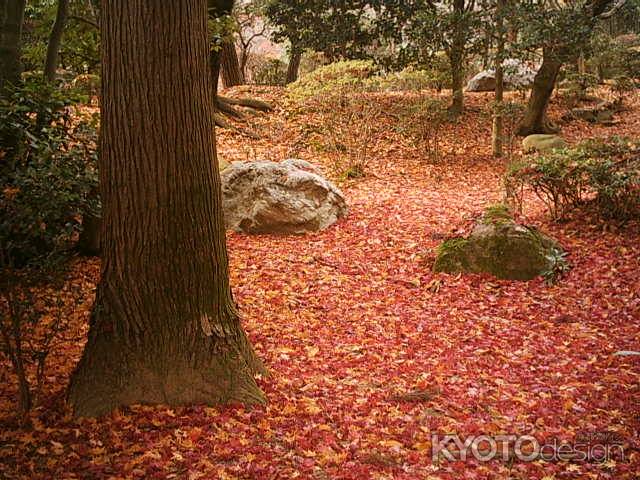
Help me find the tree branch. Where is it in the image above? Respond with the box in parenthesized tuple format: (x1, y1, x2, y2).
(68, 14, 98, 29)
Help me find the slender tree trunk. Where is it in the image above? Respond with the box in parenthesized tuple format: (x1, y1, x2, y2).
(449, 53, 464, 114)
(0, 0, 26, 96)
(448, 0, 466, 114)
(492, 0, 505, 157)
(0, 0, 6, 29)
(68, 0, 265, 418)
(517, 49, 562, 136)
(211, 47, 222, 97)
(44, 0, 69, 82)
(286, 49, 301, 84)
(577, 53, 586, 75)
(220, 39, 244, 88)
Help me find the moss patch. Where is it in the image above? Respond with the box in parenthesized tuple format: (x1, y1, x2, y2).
(432, 218, 567, 281)
(433, 237, 471, 273)
(482, 203, 513, 225)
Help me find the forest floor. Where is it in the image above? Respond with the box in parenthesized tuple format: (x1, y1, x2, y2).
(1, 86, 639, 479)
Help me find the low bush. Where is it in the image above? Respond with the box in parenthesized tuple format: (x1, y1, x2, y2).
(287, 60, 378, 100)
(0, 78, 99, 268)
(561, 71, 599, 106)
(306, 90, 383, 180)
(373, 64, 450, 92)
(588, 31, 640, 81)
(393, 96, 449, 162)
(1, 79, 98, 416)
(249, 56, 287, 86)
(506, 137, 640, 221)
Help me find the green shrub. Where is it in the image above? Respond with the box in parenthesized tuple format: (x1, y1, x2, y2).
(561, 71, 599, 105)
(588, 31, 640, 81)
(373, 65, 450, 92)
(506, 137, 640, 221)
(393, 96, 449, 162)
(252, 57, 288, 86)
(0, 79, 99, 268)
(70, 73, 101, 99)
(0, 79, 98, 416)
(611, 75, 636, 104)
(298, 51, 329, 78)
(314, 91, 383, 180)
(586, 147, 640, 221)
(288, 60, 378, 100)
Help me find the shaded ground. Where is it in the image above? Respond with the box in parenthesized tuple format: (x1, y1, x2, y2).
(1, 87, 639, 479)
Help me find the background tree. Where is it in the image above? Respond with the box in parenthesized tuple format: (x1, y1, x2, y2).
(220, 39, 245, 86)
(492, 0, 506, 156)
(44, 0, 69, 82)
(403, 0, 485, 114)
(208, 1, 274, 132)
(286, 47, 301, 83)
(68, 0, 266, 417)
(514, 0, 619, 135)
(0, 0, 26, 96)
(234, 0, 269, 80)
(265, 0, 375, 62)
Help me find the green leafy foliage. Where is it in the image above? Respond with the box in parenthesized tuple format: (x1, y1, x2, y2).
(252, 57, 287, 86)
(373, 61, 451, 92)
(287, 60, 377, 100)
(265, 0, 377, 61)
(506, 137, 640, 221)
(393, 95, 449, 163)
(562, 71, 599, 105)
(611, 75, 637, 103)
(0, 79, 98, 268)
(23, 0, 100, 75)
(541, 248, 570, 285)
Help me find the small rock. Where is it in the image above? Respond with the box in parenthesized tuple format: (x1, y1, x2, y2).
(466, 59, 537, 92)
(522, 134, 567, 153)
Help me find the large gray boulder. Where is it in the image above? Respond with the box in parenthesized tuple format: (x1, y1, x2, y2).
(433, 208, 566, 281)
(221, 159, 347, 234)
(522, 134, 567, 153)
(466, 59, 536, 92)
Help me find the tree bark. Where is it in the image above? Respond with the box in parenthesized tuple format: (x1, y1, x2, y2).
(68, 0, 265, 418)
(448, 0, 465, 115)
(220, 39, 244, 88)
(492, 0, 505, 157)
(0, 0, 26, 96)
(517, 49, 562, 136)
(0, 0, 6, 29)
(44, 0, 69, 82)
(286, 49, 301, 84)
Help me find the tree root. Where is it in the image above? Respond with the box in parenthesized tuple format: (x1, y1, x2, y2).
(516, 118, 560, 137)
(214, 95, 272, 139)
(219, 95, 274, 112)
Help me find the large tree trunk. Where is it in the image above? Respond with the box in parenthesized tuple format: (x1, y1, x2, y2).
(68, 0, 265, 418)
(517, 50, 562, 136)
(0, 0, 26, 96)
(44, 0, 69, 82)
(220, 39, 244, 88)
(286, 49, 301, 84)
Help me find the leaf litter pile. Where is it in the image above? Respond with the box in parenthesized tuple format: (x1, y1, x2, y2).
(1, 87, 639, 479)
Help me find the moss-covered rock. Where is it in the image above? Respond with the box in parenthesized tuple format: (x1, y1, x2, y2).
(433, 210, 566, 281)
